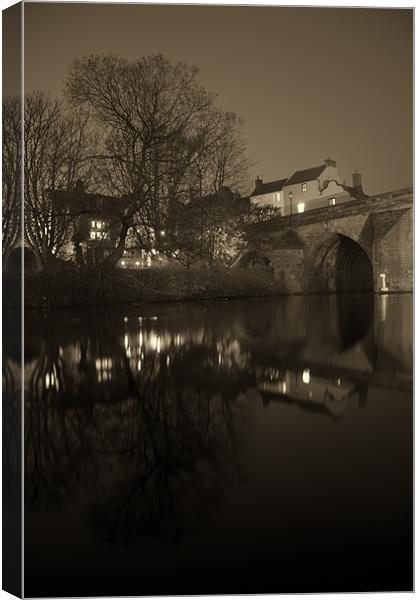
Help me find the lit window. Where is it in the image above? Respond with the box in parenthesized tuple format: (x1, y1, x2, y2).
(302, 369, 310, 384)
(97, 221, 102, 229)
(297, 202, 305, 213)
(301, 183, 307, 192)
(91, 220, 96, 228)
(90, 231, 96, 240)
(329, 197, 336, 206)
(121, 260, 125, 266)
(160, 230, 166, 237)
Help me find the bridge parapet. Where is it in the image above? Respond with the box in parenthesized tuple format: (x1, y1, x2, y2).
(241, 187, 413, 294)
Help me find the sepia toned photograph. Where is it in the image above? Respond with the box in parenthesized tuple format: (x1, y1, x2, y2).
(2, 2, 413, 597)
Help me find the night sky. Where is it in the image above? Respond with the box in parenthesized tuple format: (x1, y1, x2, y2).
(23, 3, 413, 195)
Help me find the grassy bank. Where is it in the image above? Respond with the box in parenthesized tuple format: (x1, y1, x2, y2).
(4, 266, 287, 309)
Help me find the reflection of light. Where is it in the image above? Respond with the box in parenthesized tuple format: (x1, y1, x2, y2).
(337, 378, 341, 386)
(137, 359, 142, 371)
(139, 332, 143, 346)
(124, 316, 128, 323)
(135, 261, 140, 266)
(281, 381, 287, 394)
(166, 356, 170, 367)
(380, 294, 388, 322)
(150, 333, 158, 350)
(124, 334, 129, 349)
(96, 357, 113, 382)
(302, 369, 311, 384)
(45, 371, 58, 390)
(157, 337, 161, 353)
(121, 260, 125, 266)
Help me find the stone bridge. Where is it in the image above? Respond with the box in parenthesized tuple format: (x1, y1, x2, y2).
(238, 187, 413, 294)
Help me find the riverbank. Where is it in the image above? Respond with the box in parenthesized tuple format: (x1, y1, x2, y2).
(4, 266, 287, 309)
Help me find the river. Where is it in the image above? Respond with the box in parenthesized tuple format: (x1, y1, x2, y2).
(4, 293, 413, 595)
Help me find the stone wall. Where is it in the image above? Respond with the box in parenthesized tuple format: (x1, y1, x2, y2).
(244, 189, 413, 294)
(372, 207, 413, 292)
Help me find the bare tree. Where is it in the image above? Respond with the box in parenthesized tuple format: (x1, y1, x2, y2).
(24, 91, 94, 269)
(2, 96, 22, 264)
(65, 53, 251, 267)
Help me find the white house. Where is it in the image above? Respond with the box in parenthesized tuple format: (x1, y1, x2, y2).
(250, 158, 360, 216)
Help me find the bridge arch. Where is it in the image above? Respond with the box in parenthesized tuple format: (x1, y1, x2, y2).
(309, 233, 373, 293)
(234, 250, 273, 270)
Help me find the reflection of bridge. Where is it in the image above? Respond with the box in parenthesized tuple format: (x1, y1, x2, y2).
(7, 294, 411, 422)
(239, 188, 413, 294)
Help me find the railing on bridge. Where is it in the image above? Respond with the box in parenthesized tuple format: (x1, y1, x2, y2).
(372, 187, 413, 201)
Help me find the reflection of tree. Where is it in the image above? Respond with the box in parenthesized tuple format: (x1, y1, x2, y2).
(2, 357, 21, 504)
(93, 380, 240, 545)
(24, 328, 245, 546)
(24, 347, 95, 508)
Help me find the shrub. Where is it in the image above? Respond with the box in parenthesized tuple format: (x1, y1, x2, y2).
(5, 264, 287, 308)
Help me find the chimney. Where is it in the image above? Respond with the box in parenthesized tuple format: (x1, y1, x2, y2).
(254, 176, 263, 192)
(324, 157, 336, 168)
(352, 170, 363, 190)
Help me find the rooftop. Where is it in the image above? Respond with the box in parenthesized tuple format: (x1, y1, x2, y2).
(285, 165, 326, 186)
(250, 178, 288, 197)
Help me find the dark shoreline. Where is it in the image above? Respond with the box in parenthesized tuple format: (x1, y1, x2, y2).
(4, 267, 410, 311)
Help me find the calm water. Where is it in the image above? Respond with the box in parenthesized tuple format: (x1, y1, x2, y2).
(5, 294, 413, 595)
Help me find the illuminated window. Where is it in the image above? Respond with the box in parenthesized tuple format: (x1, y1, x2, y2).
(297, 202, 305, 213)
(329, 197, 336, 206)
(301, 183, 307, 192)
(90, 231, 96, 240)
(302, 369, 311, 384)
(91, 220, 96, 228)
(97, 221, 102, 229)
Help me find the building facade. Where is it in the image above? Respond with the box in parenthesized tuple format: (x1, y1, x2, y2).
(250, 158, 362, 215)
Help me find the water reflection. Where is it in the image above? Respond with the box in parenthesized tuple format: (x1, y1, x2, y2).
(13, 294, 413, 595)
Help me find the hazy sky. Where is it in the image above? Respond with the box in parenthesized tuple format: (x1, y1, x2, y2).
(23, 3, 412, 195)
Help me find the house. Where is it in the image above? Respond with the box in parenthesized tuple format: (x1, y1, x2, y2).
(52, 185, 129, 266)
(250, 158, 364, 215)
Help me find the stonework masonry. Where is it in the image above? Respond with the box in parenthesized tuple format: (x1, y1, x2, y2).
(242, 188, 413, 294)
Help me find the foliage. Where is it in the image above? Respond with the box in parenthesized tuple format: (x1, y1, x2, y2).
(65, 53, 252, 267)
(23, 91, 95, 269)
(2, 96, 22, 261)
(12, 264, 286, 308)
